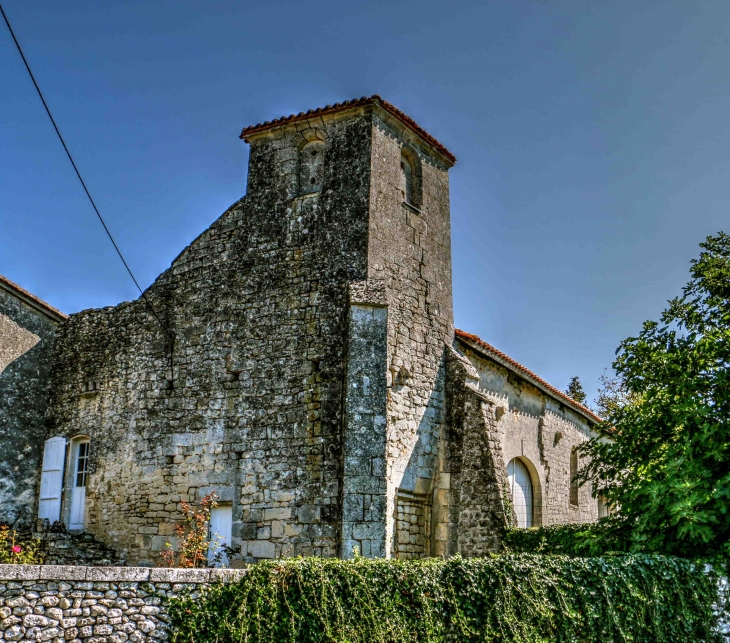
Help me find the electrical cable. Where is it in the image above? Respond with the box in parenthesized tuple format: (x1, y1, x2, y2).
(1, 4, 176, 385)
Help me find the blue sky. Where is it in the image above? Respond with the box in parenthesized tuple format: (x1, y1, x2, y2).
(1, 0, 728, 404)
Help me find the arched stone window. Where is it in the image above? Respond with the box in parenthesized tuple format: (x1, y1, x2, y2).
(400, 147, 421, 207)
(570, 448, 579, 507)
(299, 141, 325, 194)
(507, 457, 534, 528)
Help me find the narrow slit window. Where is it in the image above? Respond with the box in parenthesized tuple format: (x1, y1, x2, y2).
(570, 448, 579, 506)
(401, 156, 413, 205)
(299, 141, 324, 194)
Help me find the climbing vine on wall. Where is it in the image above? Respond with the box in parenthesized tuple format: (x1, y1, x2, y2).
(167, 554, 723, 643)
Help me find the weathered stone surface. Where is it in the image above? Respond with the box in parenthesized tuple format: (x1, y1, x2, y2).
(0, 278, 65, 528)
(0, 568, 213, 642)
(456, 336, 601, 527)
(2, 97, 603, 563)
(0, 565, 40, 581)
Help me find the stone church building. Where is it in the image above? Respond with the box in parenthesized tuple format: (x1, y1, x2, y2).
(0, 96, 603, 566)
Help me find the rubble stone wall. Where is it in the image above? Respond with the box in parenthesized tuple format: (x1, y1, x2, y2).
(0, 286, 61, 528)
(457, 341, 599, 526)
(436, 348, 513, 557)
(0, 564, 244, 643)
(43, 110, 374, 565)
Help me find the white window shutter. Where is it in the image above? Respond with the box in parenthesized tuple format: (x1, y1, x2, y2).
(38, 436, 67, 523)
(208, 506, 233, 567)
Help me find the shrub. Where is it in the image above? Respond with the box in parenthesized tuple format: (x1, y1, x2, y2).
(0, 525, 44, 564)
(503, 519, 630, 557)
(159, 491, 221, 568)
(167, 554, 724, 643)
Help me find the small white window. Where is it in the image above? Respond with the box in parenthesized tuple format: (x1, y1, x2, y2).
(208, 505, 233, 567)
(507, 458, 534, 528)
(38, 437, 67, 524)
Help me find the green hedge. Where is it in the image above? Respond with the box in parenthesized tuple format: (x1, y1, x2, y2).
(167, 554, 723, 643)
(503, 522, 629, 557)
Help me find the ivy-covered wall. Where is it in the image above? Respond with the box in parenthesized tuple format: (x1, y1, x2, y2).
(0, 555, 726, 642)
(168, 555, 726, 643)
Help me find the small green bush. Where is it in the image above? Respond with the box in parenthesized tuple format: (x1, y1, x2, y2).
(0, 526, 44, 564)
(167, 554, 723, 643)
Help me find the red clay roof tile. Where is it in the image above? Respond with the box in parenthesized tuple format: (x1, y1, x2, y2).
(0, 274, 68, 322)
(239, 95, 456, 164)
(455, 328, 603, 424)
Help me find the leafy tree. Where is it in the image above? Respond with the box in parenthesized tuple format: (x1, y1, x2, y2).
(592, 370, 639, 420)
(578, 232, 730, 560)
(565, 376, 587, 405)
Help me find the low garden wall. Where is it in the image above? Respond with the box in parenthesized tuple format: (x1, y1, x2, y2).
(0, 555, 726, 643)
(0, 565, 245, 642)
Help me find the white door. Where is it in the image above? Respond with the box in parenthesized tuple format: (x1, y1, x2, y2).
(68, 440, 89, 531)
(507, 458, 533, 528)
(208, 506, 233, 567)
(38, 437, 67, 523)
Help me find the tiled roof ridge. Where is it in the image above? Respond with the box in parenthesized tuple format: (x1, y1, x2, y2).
(455, 328, 603, 424)
(239, 95, 456, 164)
(0, 274, 68, 322)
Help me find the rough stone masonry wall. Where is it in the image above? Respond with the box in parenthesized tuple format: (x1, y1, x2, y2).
(43, 111, 374, 565)
(458, 341, 599, 526)
(0, 564, 245, 642)
(367, 114, 454, 558)
(436, 348, 513, 557)
(0, 288, 60, 528)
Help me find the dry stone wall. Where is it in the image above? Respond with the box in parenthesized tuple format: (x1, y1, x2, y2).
(0, 564, 244, 642)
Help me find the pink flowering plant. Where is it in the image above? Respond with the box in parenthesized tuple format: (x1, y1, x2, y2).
(0, 525, 44, 564)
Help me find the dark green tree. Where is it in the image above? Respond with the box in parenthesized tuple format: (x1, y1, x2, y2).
(579, 232, 730, 559)
(565, 376, 587, 405)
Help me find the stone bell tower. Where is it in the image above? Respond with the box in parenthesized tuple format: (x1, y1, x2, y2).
(242, 95, 456, 558)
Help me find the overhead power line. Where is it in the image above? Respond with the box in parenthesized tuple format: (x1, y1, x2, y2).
(0, 5, 176, 382)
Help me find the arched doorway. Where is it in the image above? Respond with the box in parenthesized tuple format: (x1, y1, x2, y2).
(507, 457, 534, 528)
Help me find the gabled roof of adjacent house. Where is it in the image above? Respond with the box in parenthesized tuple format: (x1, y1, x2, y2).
(455, 328, 603, 425)
(0, 274, 68, 323)
(239, 95, 457, 165)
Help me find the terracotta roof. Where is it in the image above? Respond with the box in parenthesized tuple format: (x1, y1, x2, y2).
(455, 329, 603, 424)
(0, 274, 68, 322)
(239, 95, 456, 165)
